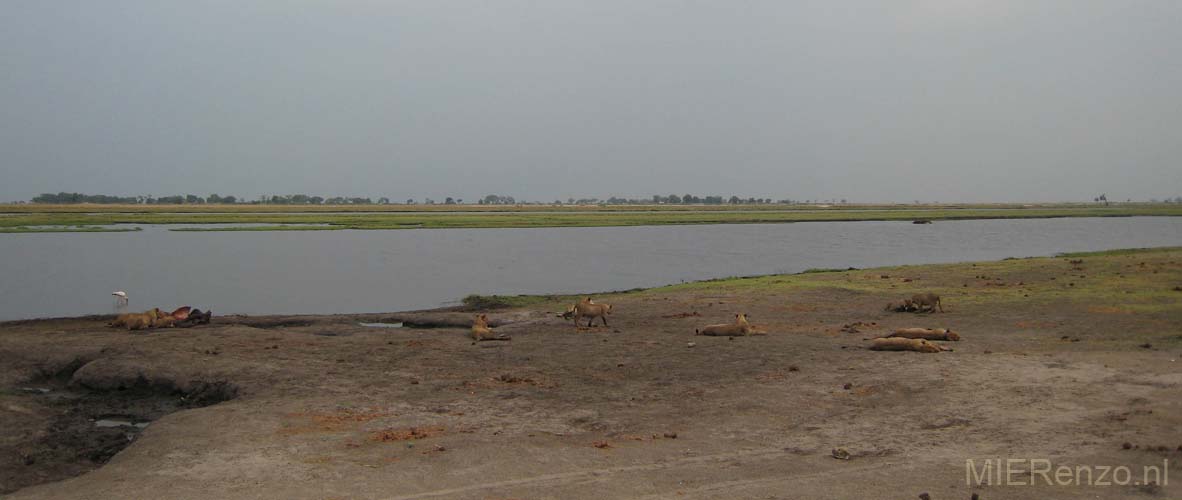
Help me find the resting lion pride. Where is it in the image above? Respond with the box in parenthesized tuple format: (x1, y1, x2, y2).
(109, 306, 212, 331)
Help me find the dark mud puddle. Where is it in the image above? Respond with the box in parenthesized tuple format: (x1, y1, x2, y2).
(0, 361, 237, 495)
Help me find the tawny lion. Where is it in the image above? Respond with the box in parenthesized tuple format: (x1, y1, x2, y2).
(111, 308, 163, 330)
(884, 328, 960, 341)
(868, 337, 947, 353)
(569, 297, 612, 328)
(125, 308, 164, 331)
(109, 313, 133, 328)
(112, 307, 192, 328)
(695, 313, 753, 336)
(910, 292, 944, 313)
(471, 314, 509, 341)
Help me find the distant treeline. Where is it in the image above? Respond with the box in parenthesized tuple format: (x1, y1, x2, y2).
(582, 195, 794, 205)
(31, 192, 1182, 206)
(32, 193, 242, 204)
(28, 192, 823, 205)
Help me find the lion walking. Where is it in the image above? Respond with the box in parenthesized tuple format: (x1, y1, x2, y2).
(565, 297, 612, 328)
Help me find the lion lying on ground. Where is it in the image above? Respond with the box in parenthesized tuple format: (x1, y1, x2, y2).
(471, 314, 510, 341)
(696, 313, 754, 336)
(869, 337, 948, 352)
(111, 308, 166, 331)
(110, 308, 158, 328)
(883, 328, 960, 341)
(111, 307, 199, 330)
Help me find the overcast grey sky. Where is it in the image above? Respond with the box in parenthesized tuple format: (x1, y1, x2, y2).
(2, 1, 1179, 203)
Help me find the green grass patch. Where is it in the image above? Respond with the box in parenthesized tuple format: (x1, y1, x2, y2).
(1, 205, 1180, 231)
(460, 288, 653, 310)
(1056, 247, 1182, 258)
(169, 225, 345, 232)
(647, 247, 1182, 311)
(801, 267, 857, 274)
(452, 248, 1182, 320)
(460, 294, 578, 311)
(0, 226, 142, 233)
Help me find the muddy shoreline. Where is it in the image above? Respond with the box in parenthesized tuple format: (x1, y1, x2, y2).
(1, 353, 238, 495)
(2, 249, 1181, 498)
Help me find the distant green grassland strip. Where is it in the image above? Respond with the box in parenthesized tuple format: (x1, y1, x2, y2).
(0, 226, 142, 233)
(169, 225, 345, 232)
(1, 205, 1180, 231)
(472, 247, 1182, 310)
(640, 247, 1182, 314)
(1056, 247, 1182, 258)
(1, 202, 1160, 214)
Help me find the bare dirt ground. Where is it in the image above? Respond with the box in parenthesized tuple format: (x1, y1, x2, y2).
(2, 249, 1181, 499)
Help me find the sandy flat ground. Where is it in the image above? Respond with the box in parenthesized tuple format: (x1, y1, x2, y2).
(2, 249, 1181, 499)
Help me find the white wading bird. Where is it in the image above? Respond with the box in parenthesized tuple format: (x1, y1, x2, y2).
(112, 291, 129, 306)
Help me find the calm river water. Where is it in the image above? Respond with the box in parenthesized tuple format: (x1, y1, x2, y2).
(0, 217, 1179, 321)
